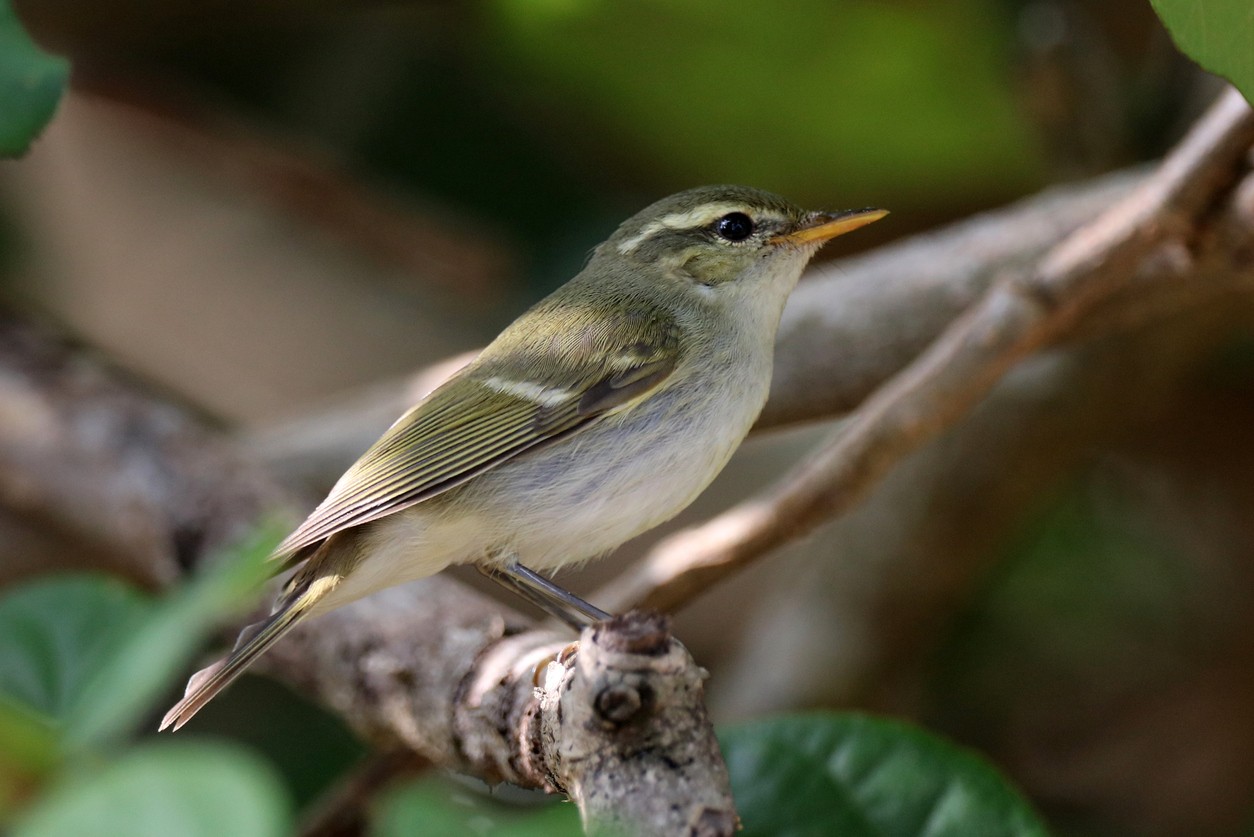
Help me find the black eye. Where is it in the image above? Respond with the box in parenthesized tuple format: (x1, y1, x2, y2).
(714, 212, 754, 242)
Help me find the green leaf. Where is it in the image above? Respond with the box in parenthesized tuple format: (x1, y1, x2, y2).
(12, 742, 290, 837)
(0, 576, 151, 723)
(720, 712, 1048, 837)
(1151, 0, 1254, 103)
(0, 0, 68, 157)
(0, 526, 278, 754)
(0, 697, 60, 817)
(373, 776, 582, 837)
(63, 526, 279, 751)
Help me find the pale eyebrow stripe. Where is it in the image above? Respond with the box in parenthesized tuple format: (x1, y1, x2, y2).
(617, 203, 782, 254)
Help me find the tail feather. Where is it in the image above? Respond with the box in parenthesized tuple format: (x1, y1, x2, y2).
(160, 584, 319, 731)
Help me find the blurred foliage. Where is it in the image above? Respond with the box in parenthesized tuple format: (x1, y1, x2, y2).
(9, 0, 1201, 305)
(32, 0, 1057, 290)
(374, 776, 582, 837)
(932, 477, 1191, 725)
(0, 564, 1050, 833)
(0, 531, 280, 825)
(0, 697, 58, 813)
(14, 742, 290, 837)
(720, 712, 1048, 837)
(0, 0, 66, 157)
(60, 527, 277, 752)
(1151, 0, 1254, 103)
(0, 576, 149, 724)
(481, 0, 1045, 208)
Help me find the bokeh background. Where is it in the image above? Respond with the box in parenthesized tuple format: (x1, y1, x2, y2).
(3, 1, 1251, 834)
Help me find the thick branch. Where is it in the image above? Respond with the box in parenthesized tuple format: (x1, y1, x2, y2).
(0, 316, 294, 587)
(0, 316, 733, 833)
(597, 87, 1254, 614)
(543, 614, 735, 836)
(264, 593, 734, 836)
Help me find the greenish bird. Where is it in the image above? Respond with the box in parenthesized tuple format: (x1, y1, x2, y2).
(162, 185, 885, 730)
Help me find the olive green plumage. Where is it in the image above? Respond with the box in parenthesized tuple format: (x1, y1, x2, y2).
(161, 185, 885, 731)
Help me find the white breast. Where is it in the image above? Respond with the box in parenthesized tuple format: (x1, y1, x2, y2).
(472, 343, 772, 571)
(328, 251, 806, 609)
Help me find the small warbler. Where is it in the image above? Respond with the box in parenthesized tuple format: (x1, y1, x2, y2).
(162, 185, 884, 730)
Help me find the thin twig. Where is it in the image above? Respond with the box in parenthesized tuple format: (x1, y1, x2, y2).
(596, 87, 1254, 614)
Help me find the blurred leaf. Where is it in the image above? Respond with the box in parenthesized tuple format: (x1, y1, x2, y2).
(374, 776, 581, 837)
(720, 712, 1047, 837)
(0, 697, 59, 817)
(1151, 1, 1254, 103)
(13, 742, 290, 837)
(0, 0, 68, 157)
(484, 0, 1042, 207)
(196, 676, 366, 808)
(63, 526, 279, 751)
(0, 576, 151, 722)
(0, 696, 57, 770)
(932, 479, 1195, 748)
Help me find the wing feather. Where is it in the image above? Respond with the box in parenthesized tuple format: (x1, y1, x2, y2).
(275, 394, 569, 558)
(273, 360, 673, 561)
(273, 292, 682, 563)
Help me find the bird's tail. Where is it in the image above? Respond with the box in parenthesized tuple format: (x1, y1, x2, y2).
(159, 573, 337, 731)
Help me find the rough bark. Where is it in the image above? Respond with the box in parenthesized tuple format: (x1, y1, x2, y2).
(0, 318, 734, 835)
(265, 589, 735, 835)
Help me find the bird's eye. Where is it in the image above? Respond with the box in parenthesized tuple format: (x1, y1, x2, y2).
(714, 212, 755, 242)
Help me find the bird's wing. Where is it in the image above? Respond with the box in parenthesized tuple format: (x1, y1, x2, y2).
(272, 309, 680, 562)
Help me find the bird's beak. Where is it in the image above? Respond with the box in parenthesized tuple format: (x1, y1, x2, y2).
(772, 207, 888, 246)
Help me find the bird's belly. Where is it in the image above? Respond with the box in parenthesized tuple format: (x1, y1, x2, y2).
(330, 356, 769, 609)
(463, 368, 769, 571)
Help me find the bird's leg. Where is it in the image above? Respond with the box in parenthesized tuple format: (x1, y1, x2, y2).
(479, 559, 612, 628)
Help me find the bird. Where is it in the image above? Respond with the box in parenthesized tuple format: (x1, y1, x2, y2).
(161, 184, 885, 730)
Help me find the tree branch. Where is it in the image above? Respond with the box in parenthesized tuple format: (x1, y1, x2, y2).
(0, 317, 734, 834)
(595, 86, 1254, 614)
(263, 593, 734, 835)
(0, 316, 295, 588)
(246, 171, 1142, 489)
